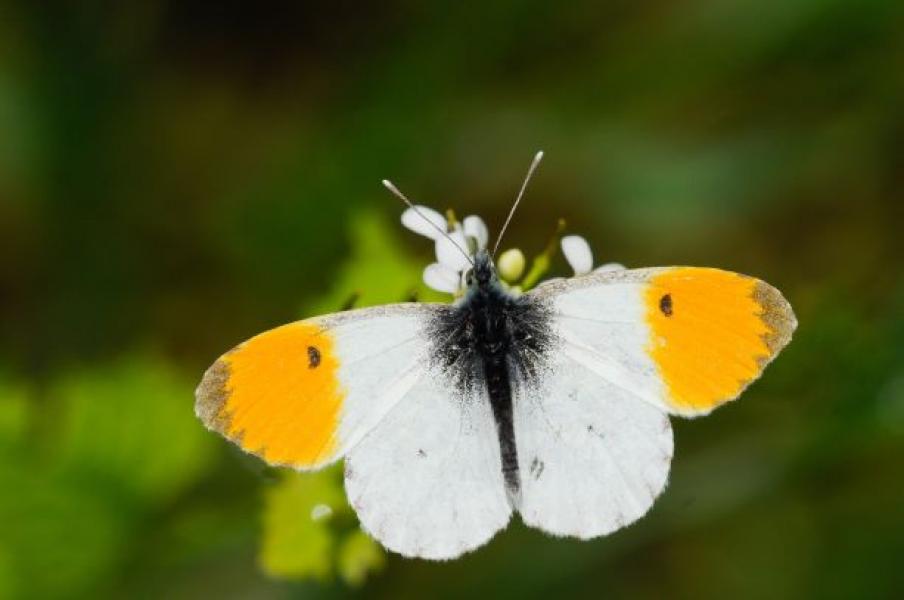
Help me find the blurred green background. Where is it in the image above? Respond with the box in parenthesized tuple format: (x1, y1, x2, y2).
(1, 1, 902, 598)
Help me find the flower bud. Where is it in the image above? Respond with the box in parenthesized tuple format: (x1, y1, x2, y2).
(497, 248, 526, 282)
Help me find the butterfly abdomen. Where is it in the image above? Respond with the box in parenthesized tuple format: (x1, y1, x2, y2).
(483, 345, 519, 496)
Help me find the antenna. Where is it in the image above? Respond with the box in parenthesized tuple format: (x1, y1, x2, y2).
(492, 150, 544, 257)
(382, 179, 474, 266)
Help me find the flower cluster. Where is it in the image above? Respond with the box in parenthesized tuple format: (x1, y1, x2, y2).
(401, 206, 488, 294)
(401, 205, 624, 295)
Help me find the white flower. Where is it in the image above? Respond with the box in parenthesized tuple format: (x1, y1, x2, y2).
(435, 228, 472, 272)
(422, 262, 462, 294)
(561, 235, 626, 276)
(403, 206, 621, 295)
(594, 262, 625, 273)
(462, 215, 488, 250)
(402, 206, 490, 294)
(400, 205, 447, 240)
(561, 235, 594, 276)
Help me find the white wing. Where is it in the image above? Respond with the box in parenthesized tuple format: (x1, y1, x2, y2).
(512, 348, 673, 538)
(513, 266, 795, 537)
(198, 303, 512, 559)
(344, 366, 512, 560)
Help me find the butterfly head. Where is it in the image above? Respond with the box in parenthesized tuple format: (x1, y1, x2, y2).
(464, 249, 497, 290)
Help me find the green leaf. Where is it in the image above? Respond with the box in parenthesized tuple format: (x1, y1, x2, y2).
(52, 355, 216, 506)
(337, 529, 385, 587)
(0, 462, 126, 598)
(0, 375, 30, 451)
(520, 219, 565, 290)
(304, 209, 446, 315)
(259, 467, 346, 581)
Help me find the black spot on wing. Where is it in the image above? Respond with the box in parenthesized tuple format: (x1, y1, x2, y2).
(307, 345, 321, 368)
(529, 457, 545, 480)
(659, 293, 673, 316)
(587, 424, 606, 441)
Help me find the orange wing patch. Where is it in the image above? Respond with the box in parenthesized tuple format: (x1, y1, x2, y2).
(644, 267, 796, 415)
(195, 322, 345, 469)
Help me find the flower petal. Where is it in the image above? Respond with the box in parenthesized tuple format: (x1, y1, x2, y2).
(435, 229, 472, 272)
(401, 205, 447, 240)
(594, 262, 625, 273)
(463, 215, 489, 249)
(561, 235, 593, 276)
(423, 263, 461, 294)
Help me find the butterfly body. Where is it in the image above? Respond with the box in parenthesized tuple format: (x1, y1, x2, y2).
(428, 250, 553, 497)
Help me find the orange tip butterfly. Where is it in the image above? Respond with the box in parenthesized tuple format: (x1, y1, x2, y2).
(196, 152, 797, 560)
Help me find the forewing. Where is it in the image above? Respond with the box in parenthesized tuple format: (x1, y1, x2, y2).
(530, 267, 797, 416)
(344, 368, 512, 560)
(195, 303, 442, 470)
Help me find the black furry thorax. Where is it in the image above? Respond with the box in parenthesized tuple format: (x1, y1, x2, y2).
(427, 256, 554, 394)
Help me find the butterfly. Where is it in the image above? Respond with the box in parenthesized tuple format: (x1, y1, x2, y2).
(195, 152, 797, 560)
